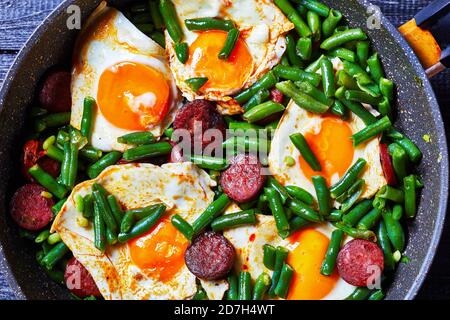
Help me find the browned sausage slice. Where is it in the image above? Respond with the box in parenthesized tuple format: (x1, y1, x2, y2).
(220, 154, 266, 203)
(10, 184, 54, 231)
(185, 231, 235, 280)
(38, 69, 72, 113)
(337, 239, 384, 287)
(64, 257, 102, 298)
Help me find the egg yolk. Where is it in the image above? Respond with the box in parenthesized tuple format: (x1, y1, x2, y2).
(299, 117, 354, 185)
(188, 30, 253, 91)
(128, 217, 188, 282)
(97, 61, 170, 130)
(287, 228, 339, 300)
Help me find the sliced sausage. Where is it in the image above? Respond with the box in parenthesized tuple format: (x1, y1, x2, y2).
(220, 154, 266, 203)
(38, 69, 72, 113)
(10, 184, 54, 231)
(64, 257, 102, 298)
(270, 88, 284, 104)
(337, 239, 384, 287)
(380, 143, 397, 185)
(185, 231, 235, 280)
(173, 100, 226, 150)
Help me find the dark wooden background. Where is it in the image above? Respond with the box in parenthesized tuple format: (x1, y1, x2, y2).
(0, 0, 449, 300)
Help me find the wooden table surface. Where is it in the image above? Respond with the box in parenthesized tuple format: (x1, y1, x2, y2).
(0, 0, 449, 300)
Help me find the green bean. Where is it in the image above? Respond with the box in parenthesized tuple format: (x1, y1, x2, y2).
(312, 176, 331, 216)
(265, 188, 290, 238)
(342, 199, 373, 227)
(159, 0, 183, 43)
(307, 11, 321, 41)
(80, 97, 95, 140)
(229, 122, 263, 131)
(380, 78, 394, 101)
(320, 229, 343, 276)
(356, 41, 370, 69)
(227, 274, 238, 300)
(243, 101, 285, 123)
(34, 112, 71, 133)
(120, 204, 163, 233)
(387, 130, 422, 163)
(171, 214, 194, 240)
(35, 230, 51, 244)
(378, 97, 392, 118)
(29, 165, 67, 199)
(184, 18, 234, 31)
(222, 136, 270, 154)
(356, 77, 381, 98)
(285, 185, 314, 205)
(299, 0, 330, 17)
(106, 227, 118, 245)
(367, 53, 384, 83)
(263, 244, 277, 270)
(118, 205, 166, 243)
(285, 34, 303, 67)
(289, 216, 311, 233)
(117, 132, 155, 145)
(296, 37, 312, 60)
(357, 208, 381, 230)
(234, 71, 278, 104)
(327, 210, 343, 222)
(192, 287, 208, 300)
(219, 28, 240, 60)
(352, 116, 392, 146)
(60, 141, 70, 187)
(275, 0, 311, 37)
(268, 246, 289, 297)
(211, 210, 256, 231)
(67, 129, 82, 189)
(192, 193, 230, 233)
(87, 151, 122, 179)
(47, 233, 61, 245)
(106, 195, 124, 226)
(336, 97, 376, 126)
(81, 194, 93, 219)
(392, 204, 404, 221)
(345, 287, 372, 300)
(52, 198, 67, 215)
(267, 177, 290, 204)
(334, 222, 376, 243)
(373, 194, 387, 210)
(377, 185, 404, 203)
(123, 142, 172, 161)
(331, 100, 348, 118)
(238, 271, 252, 300)
(322, 9, 342, 38)
(41, 242, 69, 270)
(288, 199, 322, 223)
(404, 175, 417, 218)
(185, 77, 208, 92)
(188, 155, 228, 171)
(345, 90, 383, 106)
(342, 60, 374, 86)
(328, 47, 356, 62)
(330, 158, 366, 198)
(279, 81, 329, 113)
(296, 81, 333, 106)
(92, 189, 117, 235)
(382, 210, 405, 252)
(242, 89, 271, 111)
(305, 54, 326, 73)
(274, 65, 321, 87)
(93, 201, 106, 252)
(45, 145, 64, 162)
(377, 220, 395, 270)
(274, 263, 294, 298)
(336, 70, 359, 90)
(174, 42, 189, 64)
(321, 58, 335, 98)
(253, 273, 271, 300)
(368, 290, 385, 300)
(321, 28, 367, 50)
(290, 133, 321, 171)
(340, 186, 363, 213)
(149, 1, 163, 29)
(150, 31, 166, 47)
(80, 146, 103, 162)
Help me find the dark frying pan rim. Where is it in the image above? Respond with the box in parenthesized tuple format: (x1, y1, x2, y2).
(0, 0, 448, 300)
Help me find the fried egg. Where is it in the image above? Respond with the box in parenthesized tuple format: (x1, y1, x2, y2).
(166, 0, 294, 114)
(268, 101, 386, 206)
(52, 162, 228, 300)
(223, 204, 355, 300)
(71, 2, 182, 152)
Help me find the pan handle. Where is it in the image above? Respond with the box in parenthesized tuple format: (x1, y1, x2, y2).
(398, 0, 450, 78)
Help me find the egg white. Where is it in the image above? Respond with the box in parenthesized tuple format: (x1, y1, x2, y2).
(166, 0, 294, 114)
(70, 3, 182, 152)
(52, 162, 224, 300)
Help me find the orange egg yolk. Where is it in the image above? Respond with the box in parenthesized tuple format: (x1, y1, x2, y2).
(97, 61, 170, 131)
(128, 217, 188, 282)
(299, 117, 355, 185)
(188, 30, 253, 91)
(287, 228, 339, 300)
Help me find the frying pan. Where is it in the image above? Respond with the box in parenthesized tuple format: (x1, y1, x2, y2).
(0, 0, 448, 300)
